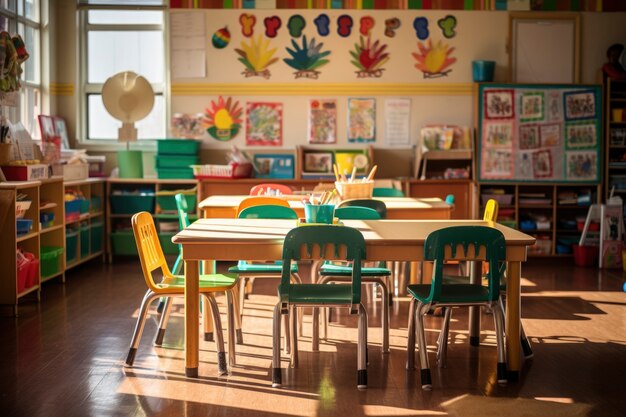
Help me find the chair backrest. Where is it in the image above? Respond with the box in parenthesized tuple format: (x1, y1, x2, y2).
(483, 199, 499, 221)
(249, 183, 293, 196)
(334, 206, 381, 220)
(372, 187, 404, 197)
(236, 196, 291, 216)
(238, 204, 298, 219)
(131, 211, 173, 292)
(337, 199, 387, 219)
(281, 225, 366, 309)
(424, 226, 506, 303)
(175, 193, 191, 229)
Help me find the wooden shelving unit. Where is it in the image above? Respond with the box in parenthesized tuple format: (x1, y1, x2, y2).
(605, 79, 626, 205)
(40, 177, 65, 284)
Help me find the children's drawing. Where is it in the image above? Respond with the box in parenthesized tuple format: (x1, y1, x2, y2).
(263, 16, 281, 38)
(566, 150, 597, 180)
(532, 149, 553, 178)
(519, 124, 540, 150)
(350, 36, 389, 78)
(481, 148, 513, 178)
(484, 89, 514, 119)
(564, 90, 596, 120)
(412, 39, 456, 79)
(239, 13, 256, 37)
(347, 98, 376, 143)
(287, 15, 306, 37)
(359, 16, 375, 36)
(314, 14, 330, 36)
(539, 123, 561, 147)
(172, 113, 204, 139)
(437, 15, 457, 39)
(519, 92, 544, 122)
(483, 121, 513, 148)
(303, 151, 333, 173)
(547, 90, 562, 121)
(283, 36, 331, 79)
(337, 14, 353, 37)
(235, 35, 279, 79)
(518, 152, 533, 178)
(246, 102, 282, 146)
(412, 17, 429, 40)
(566, 123, 597, 148)
(384, 17, 400, 37)
(202, 96, 242, 141)
(308, 99, 337, 144)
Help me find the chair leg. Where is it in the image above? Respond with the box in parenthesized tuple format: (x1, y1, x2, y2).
(230, 287, 243, 344)
(492, 302, 508, 384)
(238, 277, 247, 320)
(202, 297, 214, 342)
(379, 281, 390, 354)
(357, 303, 368, 389)
(226, 290, 237, 367)
(406, 298, 417, 370)
(154, 296, 173, 346)
(125, 290, 159, 367)
(289, 305, 298, 368)
(271, 303, 282, 388)
(416, 302, 432, 390)
(292, 273, 304, 336)
(311, 307, 320, 351)
(204, 294, 228, 376)
(436, 307, 452, 368)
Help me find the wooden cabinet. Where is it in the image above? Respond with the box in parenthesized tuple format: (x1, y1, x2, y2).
(408, 179, 474, 220)
(477, 182, 601, 256)
(605, 79, 626, 203)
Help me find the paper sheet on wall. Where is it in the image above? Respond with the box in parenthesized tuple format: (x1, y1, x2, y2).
(384, 98, 411, 146)
(170, 12, 206, 79)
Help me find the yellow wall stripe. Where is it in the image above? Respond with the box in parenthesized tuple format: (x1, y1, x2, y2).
(50, 83, 75, 96)
(171, 82, 473, 96)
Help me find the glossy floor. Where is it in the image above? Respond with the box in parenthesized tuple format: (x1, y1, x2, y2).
(1, 259, 625, 417)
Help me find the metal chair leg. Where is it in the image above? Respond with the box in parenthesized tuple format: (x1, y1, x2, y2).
(154, 296, 173, 346)
(416, 302, 432, 390)
(406, 298, 417, 370)
(436, 307, 452, 368)
(312, 307, 320, 351)
(283, 313, 291, 354)
(271, 303, 282, 388)
(357, 303, 368, 389)
(204, 294, 228, 376)
(226, 290, 237, 367)
(230, 287, 243, 344)
(290, 305, 298, 368)
(126, 290, 159, 367)
(202, 296, 213, 342)
(492, 302, 508, 384)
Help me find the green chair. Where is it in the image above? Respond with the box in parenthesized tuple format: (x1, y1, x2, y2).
(337, 198, 387, 219)
(272, 225, 368, 389)
(406, 226, 507, 390)
(314, 206, 391, 353)
(229, 204, 302, 352)
(372, 187, 405, 197)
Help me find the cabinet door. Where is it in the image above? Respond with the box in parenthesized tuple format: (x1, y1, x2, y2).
(409, 181, 472, 219)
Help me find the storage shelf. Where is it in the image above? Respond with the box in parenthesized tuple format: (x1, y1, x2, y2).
(40, 224, 63, 235)
(16, 231, 38, 243)
(66, 251, 103, 269)
(16, 285, 39, 298)
(41, 271, 64, 283)
(518, 205, 553, 209)
(40, 202, 57, 210)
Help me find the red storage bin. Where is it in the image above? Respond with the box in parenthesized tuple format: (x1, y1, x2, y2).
(17, 261, 28, 293)
(26, 254, 39, 288)
(573, 244, 599, 267)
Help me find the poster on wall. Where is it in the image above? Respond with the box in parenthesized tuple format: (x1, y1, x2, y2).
(477, 84, 601, 183)
(245, 102, 283, 146)
(308, 99, 336, 144)
(347, 97, 376, 143)
(384, 98, 411, 146)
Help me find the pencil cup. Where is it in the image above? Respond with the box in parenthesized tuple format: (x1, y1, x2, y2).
(304, 204, 335, 224)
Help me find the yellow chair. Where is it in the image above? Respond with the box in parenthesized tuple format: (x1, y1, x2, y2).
(236, 196, 291, 217)
(125, 211, 239, 375)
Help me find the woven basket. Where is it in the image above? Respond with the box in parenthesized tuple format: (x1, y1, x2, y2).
(335, 181, 374, 200)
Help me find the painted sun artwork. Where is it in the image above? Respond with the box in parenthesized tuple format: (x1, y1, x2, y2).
(235, 35, 279, 79)
(202, 96, 243, 142)
(412, 39, 456, 78)
(283, 36, 331, 79)
(350, 36, 389, 78)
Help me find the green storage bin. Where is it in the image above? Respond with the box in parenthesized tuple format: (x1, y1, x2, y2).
(155, 167, 194, 179)
(90, 196, 102, 213)
(158, 232, 179, 255)
(80, 222, 90, 259)
(79, 198, 90, 214)
(91, 221, 103, 253)
(40, 246, 64, 278)
(156, 139, 200, 155)
(66, 228, 78, 264)
(110, 191, 155, 214)
(155, 155, 199, 168)
(156, 188, 197, 213)
(111, 230, 138, 256)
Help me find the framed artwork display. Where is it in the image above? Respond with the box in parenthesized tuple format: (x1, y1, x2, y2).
(245, 102, 283, 146)
(303, 151, 333, 173)
(347, 97, 376, 143)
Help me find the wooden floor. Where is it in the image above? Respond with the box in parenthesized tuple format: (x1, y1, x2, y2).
(1, 257, 625, 417)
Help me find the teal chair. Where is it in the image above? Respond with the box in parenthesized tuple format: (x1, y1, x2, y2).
(272, 225, 369, 389)
(229, 204, 302, 352)
(372, 187, 405, 197)
(406, 226, 507, 390)
(314, 206, 391, 353)
(338, 198, 387, 218)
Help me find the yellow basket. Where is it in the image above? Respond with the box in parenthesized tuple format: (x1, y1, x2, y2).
(335, 181, 374, 200)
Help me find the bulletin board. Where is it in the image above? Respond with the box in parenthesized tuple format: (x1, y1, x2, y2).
(477, 83, 602, 184)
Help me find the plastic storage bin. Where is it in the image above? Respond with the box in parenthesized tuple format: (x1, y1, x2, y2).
(40, 212, 55, 228)
(80, 222, 90, 259)
(90, 196, 102, 213)
(573, 244, 598, 266)
(65, 199, 82, 221)
(110, 191, 155, 214)
(158, 232, 179, 255)
(156, 139, 201, 155)
(191, 163, 253, 179)
(155, 155, 199, 168)
(90, 221, 103, 253)
(40, 246, 64, 278)
(156, 188, 197, 213)
(481, 194, 513, 205)
(111, 230, 138, 255)
(15, 200, 31, 218)
(155, 167, 195, 179)
(16, 219, 33, 235)
(66, 228, 78, 264)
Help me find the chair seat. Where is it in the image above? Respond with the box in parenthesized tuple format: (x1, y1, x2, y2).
(320, 263, 391, 277)
(442, 274, 506, 291)
(229, 262, 298, 274)
(159, 273, 238, 292)
(283, 283, 353, 304)
(407, 283, 492, 304)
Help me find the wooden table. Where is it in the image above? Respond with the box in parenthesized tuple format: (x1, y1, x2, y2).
(199, 195, 452, 220)
(173, 219, 535, 381)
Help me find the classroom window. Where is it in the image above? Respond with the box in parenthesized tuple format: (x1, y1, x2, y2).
(79, 7, 165, 142)
(0, 0, 42, 139)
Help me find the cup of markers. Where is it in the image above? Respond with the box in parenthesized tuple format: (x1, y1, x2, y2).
(302, 190, 336, 224)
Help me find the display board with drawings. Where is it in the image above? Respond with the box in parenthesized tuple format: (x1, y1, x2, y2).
(477, 83, 602, 183)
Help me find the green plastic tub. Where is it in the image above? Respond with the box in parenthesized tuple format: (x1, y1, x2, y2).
(156, 139, 200, 156)
(66, 228, 78, 264)
(40, 246, 64, 278)
(158, 232, 179, 255)
(110, 230, 138, 256)
(110, 191, 155, 214)
(156, 188, 197, 212)
(91, 221, 103, 254)
(80, 222, 90, 259)
(155, 167, 195, 179)
(155, 155, 199, 168)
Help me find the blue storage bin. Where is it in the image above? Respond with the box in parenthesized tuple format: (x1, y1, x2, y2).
(17, 219, 33, 235)
(519, 220, 536, 231)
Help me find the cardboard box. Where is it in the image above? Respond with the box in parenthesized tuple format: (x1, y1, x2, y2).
(1, 164, 49, 181)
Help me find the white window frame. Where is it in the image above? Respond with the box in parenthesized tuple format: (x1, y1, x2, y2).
(77, 4, 167, 149)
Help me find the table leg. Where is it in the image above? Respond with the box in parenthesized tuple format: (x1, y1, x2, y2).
(185, 259, 200, 377)
(468, 260, 481, 347)
(506, 261, 521, 381)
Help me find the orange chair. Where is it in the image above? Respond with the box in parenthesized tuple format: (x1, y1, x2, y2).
(249, 183, 293, 196)
(236, 196, 290, 217)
